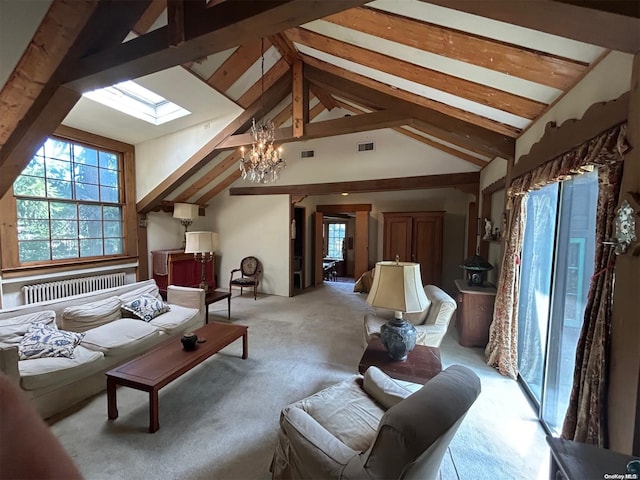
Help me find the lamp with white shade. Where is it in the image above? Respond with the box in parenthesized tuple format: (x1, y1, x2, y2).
(173, 203, 199, 247)
(366, 259, 429, 361)
(184, 231, 219, 293)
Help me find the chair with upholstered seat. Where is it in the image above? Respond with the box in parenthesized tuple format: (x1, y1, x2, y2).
(229, 256, 261, 300)
(271, 364, 481, 480)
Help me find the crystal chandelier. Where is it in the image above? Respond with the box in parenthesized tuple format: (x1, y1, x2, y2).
(239, 38, 285, 184)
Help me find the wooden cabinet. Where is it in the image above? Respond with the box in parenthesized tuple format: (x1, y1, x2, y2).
(454, 279, 496, 347)
(151, 249, 215, 297)
(383, 211, 443, 286)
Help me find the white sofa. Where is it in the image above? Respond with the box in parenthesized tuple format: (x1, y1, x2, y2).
(0, 279, 205, 419)
(363, 284, 457, 349)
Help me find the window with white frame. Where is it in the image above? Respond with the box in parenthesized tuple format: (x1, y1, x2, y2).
(13, 137, 124, 263)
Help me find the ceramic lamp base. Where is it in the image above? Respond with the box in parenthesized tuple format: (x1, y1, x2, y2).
(380, 317, 417, 361)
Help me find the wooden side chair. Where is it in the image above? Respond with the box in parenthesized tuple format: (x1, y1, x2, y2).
(229, 256, 261, 300)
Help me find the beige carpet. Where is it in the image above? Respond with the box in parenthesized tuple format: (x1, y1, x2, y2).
(50, 282, 549, 479)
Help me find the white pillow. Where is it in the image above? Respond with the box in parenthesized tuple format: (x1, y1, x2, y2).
(121, 294, 170, 322)
(18, 322, 84, 360)
(0, 310, 57, 346)
(62, 296, 122, 332)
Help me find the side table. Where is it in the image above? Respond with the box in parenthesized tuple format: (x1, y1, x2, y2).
(454, 279, 496, 347)
(358, 337, 442, 384)
(205, 290, 231, 323)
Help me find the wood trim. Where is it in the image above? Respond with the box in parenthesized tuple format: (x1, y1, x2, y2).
(229, 172, 480, 196)
(288, 27, 546, 120)
(513, 91, 630, 179)
(325, 6, 588, 90)
(206, 39, 265, 93)
(482, 177, 506, 195)
(133, 0, 167, 34)
(0, 190, 18, 271)
(317, 204, 372, 213)
(423, 0, 640, 54)
(54, 125, 135, 154)
(1, 256, 139, 278)
(123, 150, 139, 259)
(354, 210, 369, 280)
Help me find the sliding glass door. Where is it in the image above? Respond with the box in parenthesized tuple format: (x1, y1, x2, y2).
(517, 169, 599, 434)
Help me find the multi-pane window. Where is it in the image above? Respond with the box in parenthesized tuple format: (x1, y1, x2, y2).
(14, 137, 124, 263)
(326, 223, 346, 259)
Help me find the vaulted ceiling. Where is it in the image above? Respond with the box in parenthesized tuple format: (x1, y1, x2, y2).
(0, 0, 638, 212)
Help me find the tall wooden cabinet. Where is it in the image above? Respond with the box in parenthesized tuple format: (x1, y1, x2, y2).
(382, 211, 444, 286)
(151, 249, 215, 297)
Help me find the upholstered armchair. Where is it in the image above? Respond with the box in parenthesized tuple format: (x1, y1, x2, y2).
(271, 365, 481, 480)
(363, 284, 457, 349)
(229, 256, 261, 300)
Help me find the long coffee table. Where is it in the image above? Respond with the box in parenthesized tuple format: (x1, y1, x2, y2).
(106, 322, 248, 432)
(358, 337, 442, 384)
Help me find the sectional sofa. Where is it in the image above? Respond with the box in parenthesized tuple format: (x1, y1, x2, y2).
(0, 279, 205, 418)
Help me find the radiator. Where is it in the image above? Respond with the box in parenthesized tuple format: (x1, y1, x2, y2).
(22, 272, 126, 304)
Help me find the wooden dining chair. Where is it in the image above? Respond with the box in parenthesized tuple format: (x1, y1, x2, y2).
(229, 256, 261, 300)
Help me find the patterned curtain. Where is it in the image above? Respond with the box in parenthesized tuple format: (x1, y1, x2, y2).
(485, 124, 629, 388)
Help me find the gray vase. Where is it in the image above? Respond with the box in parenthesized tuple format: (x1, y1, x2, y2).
(380, 317, 417, 361)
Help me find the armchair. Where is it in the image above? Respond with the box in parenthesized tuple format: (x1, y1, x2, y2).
(229, 256, 261, 300)
(271, 365, 481, 480)
(363, 284, 457, 349)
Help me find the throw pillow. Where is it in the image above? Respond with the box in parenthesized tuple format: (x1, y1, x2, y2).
(0, 310, 57, 346)
(18, 323, 84, 360)
(121, 294, 170, 322)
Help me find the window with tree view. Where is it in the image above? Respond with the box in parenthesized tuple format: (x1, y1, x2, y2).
(14, 138, 124, 263)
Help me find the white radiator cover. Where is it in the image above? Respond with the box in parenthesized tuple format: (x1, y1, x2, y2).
(22, 272, 126, 304)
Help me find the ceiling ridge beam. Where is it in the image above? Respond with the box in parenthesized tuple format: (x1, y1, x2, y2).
(287, 27, 545, 120)
(325, 6, 588, 90)
(64, 0, 369, 93)
(136, 72, 291, 213)
(228, 172, 481, 196)
(298, 53, 520, 138)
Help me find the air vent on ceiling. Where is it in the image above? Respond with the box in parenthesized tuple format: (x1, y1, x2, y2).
(357, 142, 375, 152)
(300, 150, 315, 159)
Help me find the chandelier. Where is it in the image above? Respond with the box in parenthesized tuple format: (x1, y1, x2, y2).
(239, 38, 285, 184)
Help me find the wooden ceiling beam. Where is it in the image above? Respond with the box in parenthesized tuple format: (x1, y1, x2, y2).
(0, 0, 153, 199)
(287, 27, 545, 120)
(324, 6, 588, 90)
(298, 53, 520, 138)
(206, 39, 265, 93)
(423, 0, 640, 54)
(305, 65, 514, 159)
(64, 0, 370, 93)
(236, 58, 290, 108)
(136, 72, 292, 213)
(133, 0, 167, 34)
(292, 60, 307, 137)
(218, 110, 411, 150)
(229, 172, 481, 196)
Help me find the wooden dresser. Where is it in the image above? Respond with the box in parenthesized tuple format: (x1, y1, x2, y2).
(151, 249, 215, 297)
(454, 279, 496, 347)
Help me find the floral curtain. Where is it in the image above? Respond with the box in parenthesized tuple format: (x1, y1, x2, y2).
(485, 124, 629, 389)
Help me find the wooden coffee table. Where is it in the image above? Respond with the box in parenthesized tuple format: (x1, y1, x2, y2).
(106, 322, 247, 432)
(358, 337, 442, 384)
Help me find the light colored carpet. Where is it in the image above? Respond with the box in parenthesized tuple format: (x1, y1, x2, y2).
(50, 282, 550, 479)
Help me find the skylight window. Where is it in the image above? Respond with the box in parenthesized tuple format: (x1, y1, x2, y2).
(83, 80, 190, 125)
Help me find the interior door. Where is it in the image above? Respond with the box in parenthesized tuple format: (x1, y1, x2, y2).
(413, 214, 443, 286)
(383, 215, 412, 262)
(313, 211, 324, 285)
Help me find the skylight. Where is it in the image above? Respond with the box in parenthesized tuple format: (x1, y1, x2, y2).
(83, 80, 191, 125)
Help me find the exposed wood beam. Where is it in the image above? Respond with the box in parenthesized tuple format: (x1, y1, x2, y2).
(0, 0, 153, 200)
(299, 53, 520, 138)
(334, 99, 487, 167)
(194, 101, 326, 205)
(292, 61, 305, 137)
(64, 0, 369, 93)
(136, 72, 292, 213)
(270, 31, 337, 111)
(218, 110, 411, 149)
(206, 39, 265, 93)
(237, 58, 290, 108)
(133, 0, 167, 35)
(325, 6, 588, 90)
(305, 65, 514, 159)
(229, 172, 481, 196)
(287, 27, 545, 120)
(424, 0, 640, 54)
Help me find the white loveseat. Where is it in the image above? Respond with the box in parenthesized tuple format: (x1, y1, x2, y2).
(0, 279, 205, 419)
(363, 284, 457, 349)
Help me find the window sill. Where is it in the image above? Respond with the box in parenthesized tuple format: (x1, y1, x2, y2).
(1, 256, 139, 280)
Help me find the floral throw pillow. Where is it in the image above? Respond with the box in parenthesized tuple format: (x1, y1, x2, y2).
(18, 323, 84, 360)
(121, 294, 170, 322)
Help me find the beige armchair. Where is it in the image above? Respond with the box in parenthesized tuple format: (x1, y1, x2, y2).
(363, 284, 457, 349)
(271, 365, 480, 480)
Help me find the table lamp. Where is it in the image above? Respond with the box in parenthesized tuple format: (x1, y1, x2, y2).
(366, 260, 429, 361)
(184, 231, 219, 293)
